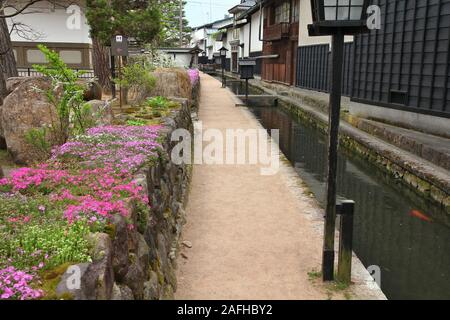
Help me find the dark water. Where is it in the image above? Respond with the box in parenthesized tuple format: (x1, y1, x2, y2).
(224, 80, 265, 96)
(247, 105, 450, 300)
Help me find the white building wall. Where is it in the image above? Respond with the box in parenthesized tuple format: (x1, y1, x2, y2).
(298, 0, 353, 47)
(250, 10, 263, 53)
(191, 29, 206, 49)
(242, 23, 251, 57)
(226, 29, 233, 58)
(159, 52, 192, 69)
(6, 4, 91, 44)
(239, 27, 246, 58)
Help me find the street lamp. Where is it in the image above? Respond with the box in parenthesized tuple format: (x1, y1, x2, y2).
(219, 46, 229, 88)
(309, 0, 370, 35)
(308, 0, 371, 282)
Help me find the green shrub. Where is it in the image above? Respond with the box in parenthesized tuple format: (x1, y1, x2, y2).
(115, 63, 156, 93)
(33, 45, 93, 140)
(25, 127, 52, 160)
(126, 118, 148, 126)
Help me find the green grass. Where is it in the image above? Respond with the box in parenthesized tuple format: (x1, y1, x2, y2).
(307, 269, 322, 281)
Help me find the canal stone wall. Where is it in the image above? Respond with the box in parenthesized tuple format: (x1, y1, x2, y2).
(231, 76, 449, 215)
(56, 100, 193, 300)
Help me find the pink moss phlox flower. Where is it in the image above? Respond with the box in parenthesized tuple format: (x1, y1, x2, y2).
(188, 68, 200, 86)
(64, 198, 129, 223)
(0, 266, 43, 300)
(52, 125, 162, 172)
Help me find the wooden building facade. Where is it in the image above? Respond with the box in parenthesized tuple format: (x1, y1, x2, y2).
(261, 0, 300, 85)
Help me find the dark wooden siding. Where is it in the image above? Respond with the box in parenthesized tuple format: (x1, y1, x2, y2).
(352, 0, 450, 117)
(296, 42, 354, 96)
(294, 0, 450, 117)
(296, 44, 330, 93)
(249, 51, 263, 76)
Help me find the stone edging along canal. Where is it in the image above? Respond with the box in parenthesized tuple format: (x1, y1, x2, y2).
(228, 75, 449, 216)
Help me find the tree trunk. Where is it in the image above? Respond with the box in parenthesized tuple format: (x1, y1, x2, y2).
(92, 37, 112, 93)
(0, 12, 18, 103)
(0, 14, 18, 78)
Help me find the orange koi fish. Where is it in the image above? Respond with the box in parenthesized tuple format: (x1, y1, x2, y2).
(409, 209, 432, 222)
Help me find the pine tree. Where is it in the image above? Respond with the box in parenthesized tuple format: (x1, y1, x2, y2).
(86, 0, 161, 46)
(86, 0, 162, 92)
(158, 0, 191, 47)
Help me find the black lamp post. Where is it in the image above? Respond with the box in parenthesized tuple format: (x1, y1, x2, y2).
(308, 0, 371, 282)
(219, 46, 229, 88)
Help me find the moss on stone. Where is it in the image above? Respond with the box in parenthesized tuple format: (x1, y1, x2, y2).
(39, 263, 74, 300)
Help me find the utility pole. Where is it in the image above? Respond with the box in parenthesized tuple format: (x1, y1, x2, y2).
(179, 0, 183, 47)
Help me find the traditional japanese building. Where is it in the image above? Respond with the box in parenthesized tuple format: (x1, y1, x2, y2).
(260, 0, 300, 85)
(5, 0, 92, 71)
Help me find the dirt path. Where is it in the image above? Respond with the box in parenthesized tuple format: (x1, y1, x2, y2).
(175, 73, 377, 300)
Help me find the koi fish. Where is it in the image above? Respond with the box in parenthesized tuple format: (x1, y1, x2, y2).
(409, 209, 432, 222)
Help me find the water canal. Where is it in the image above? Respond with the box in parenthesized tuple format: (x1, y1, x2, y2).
(227, 80, 450, 300)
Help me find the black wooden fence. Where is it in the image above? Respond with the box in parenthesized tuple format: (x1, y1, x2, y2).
(250, 51, 263, 76)
(352, 0, 450, 117)
(296, 42, 354, 97)
(295, 0, 450, 118)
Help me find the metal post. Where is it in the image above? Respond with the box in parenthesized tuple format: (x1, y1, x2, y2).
(118, 56, 122, 110)
(221, 58, 226, 88)
(337, 200, 355, 284)
(111, 54, 116, 99)
(322, 31, 345, 282)
(245, 78, 249, 105)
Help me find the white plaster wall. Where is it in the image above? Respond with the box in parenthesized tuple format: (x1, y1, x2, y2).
(159, 52, 192, 69)
(298, 0, 353, 47)
(6, 4, 91, 44)
(242, 24, 250, 57)
(250, 10, 263, 53)
(191, 29, 206, 47)
(226, 29, 233, 58)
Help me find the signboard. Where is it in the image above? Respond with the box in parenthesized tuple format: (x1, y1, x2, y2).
(238, 59, 256, 66)
(111, 35, 129, 56)
(239, 59, 256, 80)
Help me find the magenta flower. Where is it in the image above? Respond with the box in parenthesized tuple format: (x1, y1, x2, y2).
(0, 267, 43, 300)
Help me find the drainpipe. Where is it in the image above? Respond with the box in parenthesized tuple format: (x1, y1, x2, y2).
(258, 1, 264, 42)
(248, 16, 252, 57)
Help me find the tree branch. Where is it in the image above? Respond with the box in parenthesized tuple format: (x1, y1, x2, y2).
(0, 0, 47, 18)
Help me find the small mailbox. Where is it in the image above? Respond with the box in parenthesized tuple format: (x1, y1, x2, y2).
(239, 59, 256, 80)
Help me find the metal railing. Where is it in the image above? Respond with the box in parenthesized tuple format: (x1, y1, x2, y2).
(17, 68, 95, 79)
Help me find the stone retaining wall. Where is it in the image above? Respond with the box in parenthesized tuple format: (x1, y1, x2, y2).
(56, 100, 193, 300)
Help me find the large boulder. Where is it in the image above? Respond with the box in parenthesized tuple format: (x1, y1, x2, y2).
(150, 68, 192, 101)
(1, 77, 63, 164)
(6, 77, 29, 95)
(85, 100, 115, 126)
(77, 80, 103, 101)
